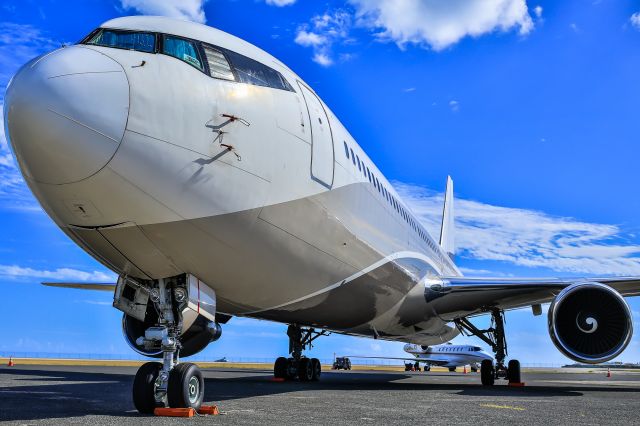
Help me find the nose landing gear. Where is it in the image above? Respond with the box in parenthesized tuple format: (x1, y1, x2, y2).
(130, 278, 206, 414)
(455, 308, 521, 386)
(273, 324, 328, 381)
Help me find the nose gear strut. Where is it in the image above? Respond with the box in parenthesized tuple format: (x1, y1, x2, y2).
(131, 277, 207, 413)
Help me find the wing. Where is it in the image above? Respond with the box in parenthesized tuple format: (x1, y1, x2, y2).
(345, 355, 444, 365)
(427, 276, 640, 320)
(346, 355, 455, 366)
(42, 282, 116, 291)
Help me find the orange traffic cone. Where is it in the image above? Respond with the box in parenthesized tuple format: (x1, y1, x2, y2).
(7, 357, 14, 367)
(463, 365, 467, 374)
(606, 368, 611, 378)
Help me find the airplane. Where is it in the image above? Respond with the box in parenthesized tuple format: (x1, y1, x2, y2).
(349, 343, 494, 372)
(4, 15, 640, 414)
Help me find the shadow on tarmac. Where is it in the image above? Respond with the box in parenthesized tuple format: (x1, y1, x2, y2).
(0, 366, 638, 421)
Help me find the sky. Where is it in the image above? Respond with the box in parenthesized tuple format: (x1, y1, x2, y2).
(1, 0, 640, 366)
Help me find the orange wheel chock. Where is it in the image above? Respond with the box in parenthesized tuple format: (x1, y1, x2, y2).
(154, 407, 195, 417)
(508, 382, 525, 387)
(198, 405, 220, 415)
(271, 377, 286, 382)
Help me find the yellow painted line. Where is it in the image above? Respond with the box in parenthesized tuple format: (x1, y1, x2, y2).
(0, 358, 472, 373)
(480, 403, 525, 411)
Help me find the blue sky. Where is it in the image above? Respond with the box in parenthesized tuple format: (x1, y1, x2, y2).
(1, 0, 640, 365)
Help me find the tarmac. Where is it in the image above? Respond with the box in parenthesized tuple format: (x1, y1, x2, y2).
(1, 363, 639, 425)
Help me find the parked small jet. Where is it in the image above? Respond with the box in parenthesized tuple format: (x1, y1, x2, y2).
(4, 16, 639, 414)
(350, 343, 494, 372)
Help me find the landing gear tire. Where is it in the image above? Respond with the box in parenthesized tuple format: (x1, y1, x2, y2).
(133, 361, 163, 414)
(481, 360, 495, 386)
(507, 359, 521, 384)
(274, 357, 288, 379)
(298, 358, 313, 381)
(311, 358, 321, 381)
(448, 367, 457, 372)
(167, 363, 204, 410)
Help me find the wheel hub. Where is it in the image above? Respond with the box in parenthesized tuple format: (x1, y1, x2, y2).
(188, 376, 200, 404)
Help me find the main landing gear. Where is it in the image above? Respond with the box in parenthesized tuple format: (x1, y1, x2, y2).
(455, 308, 521, 386)
(131, 278, 205, 414)
(273, 324, 328, 381)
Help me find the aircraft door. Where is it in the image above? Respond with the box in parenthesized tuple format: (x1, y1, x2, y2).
(298, 82, 334, 188)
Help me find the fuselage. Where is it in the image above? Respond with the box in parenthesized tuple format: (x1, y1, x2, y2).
(4, 16, 461, 346)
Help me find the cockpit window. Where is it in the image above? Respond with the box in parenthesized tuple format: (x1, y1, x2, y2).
(162, 35, 204, 71)
(221, 48, 294, 91)
(86, 29, 155, 53)
(202, 45, 235, 81)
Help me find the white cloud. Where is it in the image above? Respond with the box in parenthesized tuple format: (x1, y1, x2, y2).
(265, 0, 296, 6)
(394, 182, 640, 275)
(294, 31, 327, 47)
(533, 5, 543, 18)
(0, 265, 116, 282)
(75, 300, 112, 306)
(120, 0, 207, 24)
(294, 10, 353, 66)
(630, 12, 640, 30)
(349, 0, 535, 51)
(449, 100, 460, 112)
(403, 87, 416, 93)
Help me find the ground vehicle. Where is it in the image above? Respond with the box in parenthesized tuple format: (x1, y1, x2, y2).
(333, 357, 352, 370)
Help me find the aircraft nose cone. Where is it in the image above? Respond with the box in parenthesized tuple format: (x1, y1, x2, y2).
(4, 46, 129, 185)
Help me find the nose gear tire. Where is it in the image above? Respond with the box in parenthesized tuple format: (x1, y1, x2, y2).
(167, 363, 204, 409)
(133, 361, 163, 414)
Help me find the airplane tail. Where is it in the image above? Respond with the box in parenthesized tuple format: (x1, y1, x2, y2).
(439, 176, 455, 260)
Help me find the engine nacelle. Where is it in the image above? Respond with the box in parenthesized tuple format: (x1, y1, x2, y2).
(548, 282, 633, 364)
(123, 313, 223, 358)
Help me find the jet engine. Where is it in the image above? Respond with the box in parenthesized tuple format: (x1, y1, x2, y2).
(548, 282, 633, 364)
(115, 274, 222, 358)
(123, 313, 222, 358)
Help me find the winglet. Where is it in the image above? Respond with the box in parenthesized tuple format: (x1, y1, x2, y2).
(439, 176, 455, 259)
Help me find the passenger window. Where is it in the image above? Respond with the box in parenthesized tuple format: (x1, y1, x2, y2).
(356, 155, 362, 171)
(223, 49, 294, 91)
(162, 35, 203, 71)
(86, 29, 155, 53)
(344, 142, 350, 159)
(203, 45, 235, 80)
(350, 149, 356, 166)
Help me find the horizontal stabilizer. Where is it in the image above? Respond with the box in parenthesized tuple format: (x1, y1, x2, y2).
(42, 282, 116, 291)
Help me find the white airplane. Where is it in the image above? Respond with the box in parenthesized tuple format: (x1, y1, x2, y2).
(350, 343, 494, 372)
(4, 16, 640, 414)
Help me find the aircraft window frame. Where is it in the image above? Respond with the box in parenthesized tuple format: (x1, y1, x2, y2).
(220, 47, 295, 92)
(344, 142, 350, 160)
(201, 43, 236, 81)
(83, 28, 157, 54)
(161, 34, 205, 72)
(356, 155, 362, 172)
(350, 149, 356, 166)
